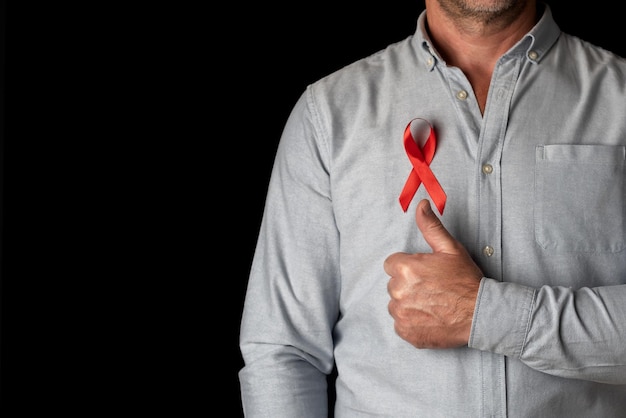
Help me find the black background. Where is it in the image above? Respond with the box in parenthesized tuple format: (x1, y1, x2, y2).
(1, 1, 625, 415)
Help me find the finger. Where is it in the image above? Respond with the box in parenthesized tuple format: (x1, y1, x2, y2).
(383, 252, 408, 275)
(415, 199, 460, 254)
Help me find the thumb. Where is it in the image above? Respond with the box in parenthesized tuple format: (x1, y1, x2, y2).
(415, 199, 460, 254)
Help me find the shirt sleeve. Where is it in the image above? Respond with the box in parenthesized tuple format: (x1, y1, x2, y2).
(239, 88, 340, 417)
(469, 278, 626, 384)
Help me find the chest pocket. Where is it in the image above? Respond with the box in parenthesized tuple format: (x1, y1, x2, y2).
(534, 144, 625, 253)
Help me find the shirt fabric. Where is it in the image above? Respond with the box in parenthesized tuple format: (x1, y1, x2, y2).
(239, 4, 626, 417)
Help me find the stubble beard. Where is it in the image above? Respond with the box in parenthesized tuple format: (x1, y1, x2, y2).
(437, 0, 528, 24)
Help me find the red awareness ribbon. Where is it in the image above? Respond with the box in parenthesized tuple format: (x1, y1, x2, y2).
(398, 118, 447, 214)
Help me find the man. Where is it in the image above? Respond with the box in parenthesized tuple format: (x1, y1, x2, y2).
(239, 0, 626, 416)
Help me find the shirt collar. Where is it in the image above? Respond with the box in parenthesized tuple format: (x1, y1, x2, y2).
(413, 2, 561, 70)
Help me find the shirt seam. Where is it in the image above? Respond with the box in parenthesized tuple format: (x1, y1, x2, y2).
(518, 287, 538, 359)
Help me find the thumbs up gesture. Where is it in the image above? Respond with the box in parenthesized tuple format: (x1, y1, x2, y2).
(384, 199, 484, 349)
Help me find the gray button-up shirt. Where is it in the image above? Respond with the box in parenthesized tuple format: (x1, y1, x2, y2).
(240, 4, 626, 417)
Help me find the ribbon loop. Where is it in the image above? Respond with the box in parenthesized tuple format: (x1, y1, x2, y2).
(398, 118, 447, 214)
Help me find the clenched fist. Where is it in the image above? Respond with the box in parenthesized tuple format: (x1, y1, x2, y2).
(384, 199, 483, 349)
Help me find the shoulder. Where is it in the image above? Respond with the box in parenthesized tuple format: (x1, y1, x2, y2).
(556, 32, 626, 71)
(307, 35, 420, 100)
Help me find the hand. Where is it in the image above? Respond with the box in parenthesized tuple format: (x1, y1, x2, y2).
(384, 199, 483, 348)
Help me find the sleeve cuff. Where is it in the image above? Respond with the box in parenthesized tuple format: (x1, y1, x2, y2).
(468, 278, 537, 358)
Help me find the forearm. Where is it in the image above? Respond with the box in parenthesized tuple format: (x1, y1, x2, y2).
(470, 279, 626, 384)
(239, 348, 329, 417)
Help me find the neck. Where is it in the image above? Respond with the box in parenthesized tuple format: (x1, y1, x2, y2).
(424, 0, 538, 113)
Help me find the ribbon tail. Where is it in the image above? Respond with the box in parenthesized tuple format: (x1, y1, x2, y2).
(398, 170, 421, 212)
(422, 176, 446, 215)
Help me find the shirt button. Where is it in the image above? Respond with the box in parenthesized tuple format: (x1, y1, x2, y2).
(456, 90, 468, 100)
(482, 164, 493, 174)
(528, 50, 538, 60)
(426, 57, 434, 66)
(482, 246, 494, 257)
